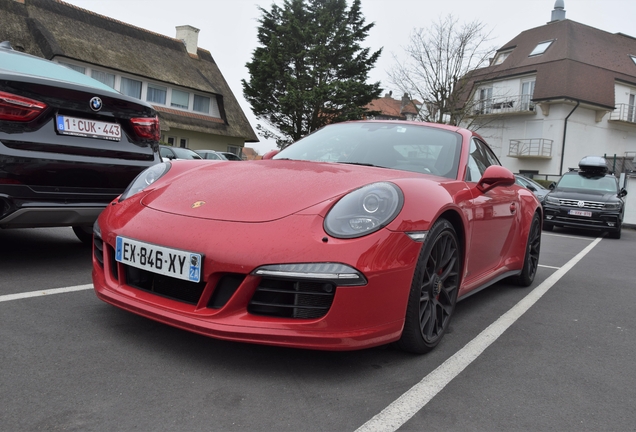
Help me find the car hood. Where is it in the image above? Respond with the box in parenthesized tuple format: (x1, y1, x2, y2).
(548, 189, 620, 203)
(142, 160, 429, 222)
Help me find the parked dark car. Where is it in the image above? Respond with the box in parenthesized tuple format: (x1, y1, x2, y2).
(543, 156, 627, 238)
(514, 174, 550, 204)
(159, 145, 202, 161)
(0, 43, 160, 243)
(195, 149, 243, 161)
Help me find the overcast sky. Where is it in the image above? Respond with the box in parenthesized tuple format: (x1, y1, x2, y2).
(65, 0, 636, 153)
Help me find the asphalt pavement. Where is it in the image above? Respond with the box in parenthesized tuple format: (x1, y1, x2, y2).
(1, 226, 635, 431)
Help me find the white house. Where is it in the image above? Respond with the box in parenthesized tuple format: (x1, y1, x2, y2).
(460, 1, 636, 182)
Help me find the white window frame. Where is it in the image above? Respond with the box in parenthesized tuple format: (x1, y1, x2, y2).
(477, 87, 493, 114)
(53, 59, 222, 118)
(493, 50, 513, 65)
(520, 79, 536, 111)
(147, 83, 168, 105)
(529, 40, 554, 57)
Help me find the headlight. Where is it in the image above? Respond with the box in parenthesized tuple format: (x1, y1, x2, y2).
(119, 162, 170, 201)
(545, 195, 560, 205)
(604, 202, 622, 210)
(324, 182, 403, 239)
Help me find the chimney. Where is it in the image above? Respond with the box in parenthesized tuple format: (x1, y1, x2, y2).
(401, 93, 410, 109)
(550, 0, 566, 22)
(175, 25, 200, 55)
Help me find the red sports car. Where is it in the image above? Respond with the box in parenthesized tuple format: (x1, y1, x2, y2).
(92, 121, 542, 354)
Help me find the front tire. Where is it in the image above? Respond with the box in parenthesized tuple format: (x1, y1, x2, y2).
(513, 212, 541, 287)
(397, 218, 460, 354)
(608, 223, 622, 239)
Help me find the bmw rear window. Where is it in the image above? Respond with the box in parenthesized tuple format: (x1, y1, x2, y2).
(0, 50, 118, 94)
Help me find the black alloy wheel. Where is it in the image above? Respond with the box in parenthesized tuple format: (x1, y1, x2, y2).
(397, 218, 460, 354)
(513, 212, 541, 286)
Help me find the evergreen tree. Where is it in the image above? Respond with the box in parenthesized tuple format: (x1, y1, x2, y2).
(242, 0, 382, 147)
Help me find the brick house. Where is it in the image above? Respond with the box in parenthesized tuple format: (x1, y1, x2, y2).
(365, 92, 422, 121)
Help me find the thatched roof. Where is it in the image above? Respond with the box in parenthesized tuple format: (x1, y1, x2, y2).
(0, 0, 258, 142)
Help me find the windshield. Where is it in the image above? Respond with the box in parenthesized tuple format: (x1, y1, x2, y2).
(557, 173, 618, 192)
(274, 122, 462, 179)
(517, 176, 546, 190)
(172, 147, 202, 159)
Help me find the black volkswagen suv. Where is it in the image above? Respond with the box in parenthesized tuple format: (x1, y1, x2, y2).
(0, 43, 160, 243)
(543, 156, 627, 239)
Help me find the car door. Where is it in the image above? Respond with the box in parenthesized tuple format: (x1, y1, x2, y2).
(463, 138, 520, 284)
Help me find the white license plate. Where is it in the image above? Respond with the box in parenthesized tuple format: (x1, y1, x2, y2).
(569, 209, 592, 217)
(56, 115, 121, 141)
(115, 237, 202, 283)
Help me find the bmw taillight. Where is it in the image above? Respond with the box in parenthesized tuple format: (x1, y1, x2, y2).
(0, 91, 47, 121)
(130, 115, 160, 141)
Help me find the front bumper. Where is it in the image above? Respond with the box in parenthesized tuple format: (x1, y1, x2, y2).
(92, 203, 422, 351)
(543, 204, 622, 231)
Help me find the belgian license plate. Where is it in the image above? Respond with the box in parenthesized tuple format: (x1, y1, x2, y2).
(56, 115, 121, 141)
(569, 209, 592, 217)
(115, 237, 202, 283)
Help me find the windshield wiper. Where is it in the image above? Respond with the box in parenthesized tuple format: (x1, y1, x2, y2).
(337, 161, 378, 167)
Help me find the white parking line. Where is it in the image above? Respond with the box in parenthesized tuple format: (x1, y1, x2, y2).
(542, 232, 597, 241)
(356, 236, 603, 432)
(538, 264, 561, 270)
(0, 284, 93, 303)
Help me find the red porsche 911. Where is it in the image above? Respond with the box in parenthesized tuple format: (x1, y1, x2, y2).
(92, 121, 542, 354)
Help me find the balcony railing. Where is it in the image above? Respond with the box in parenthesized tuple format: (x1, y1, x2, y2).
(609, 103, 636, 123)
(508, 138, 553, 158)
(472, 94, 535, 116)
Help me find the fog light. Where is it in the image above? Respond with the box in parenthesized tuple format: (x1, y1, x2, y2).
(546, 215, 553, 220)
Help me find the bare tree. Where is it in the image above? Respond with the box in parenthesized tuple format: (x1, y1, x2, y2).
(388, 15, 495, 125)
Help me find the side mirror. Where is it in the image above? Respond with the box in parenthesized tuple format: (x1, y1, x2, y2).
(526, 185, 537, 192)
(549, 182, 556, 190)
(477, 165, 515, 194)
(262, 149, 280, 160)
(619, 188, 628, 197)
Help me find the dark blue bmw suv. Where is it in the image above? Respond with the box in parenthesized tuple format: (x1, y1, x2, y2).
(0, 43, 161, 243)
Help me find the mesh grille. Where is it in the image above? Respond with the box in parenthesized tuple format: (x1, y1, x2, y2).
(248, 278, 335, 319)
(559, 199, 605, 209)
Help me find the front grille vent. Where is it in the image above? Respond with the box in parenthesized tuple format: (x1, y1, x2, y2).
(107, 244, 119, 281)
(559, 199, 604, 209)
(208, 274, 245, 309)
(94, 235, 104, 267)
(125, 265, 205, 305)
(248, 278, 335, 319)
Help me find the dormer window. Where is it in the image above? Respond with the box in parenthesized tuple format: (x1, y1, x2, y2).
(529, 40, 554, 57)
(494, 50, 513, 65)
